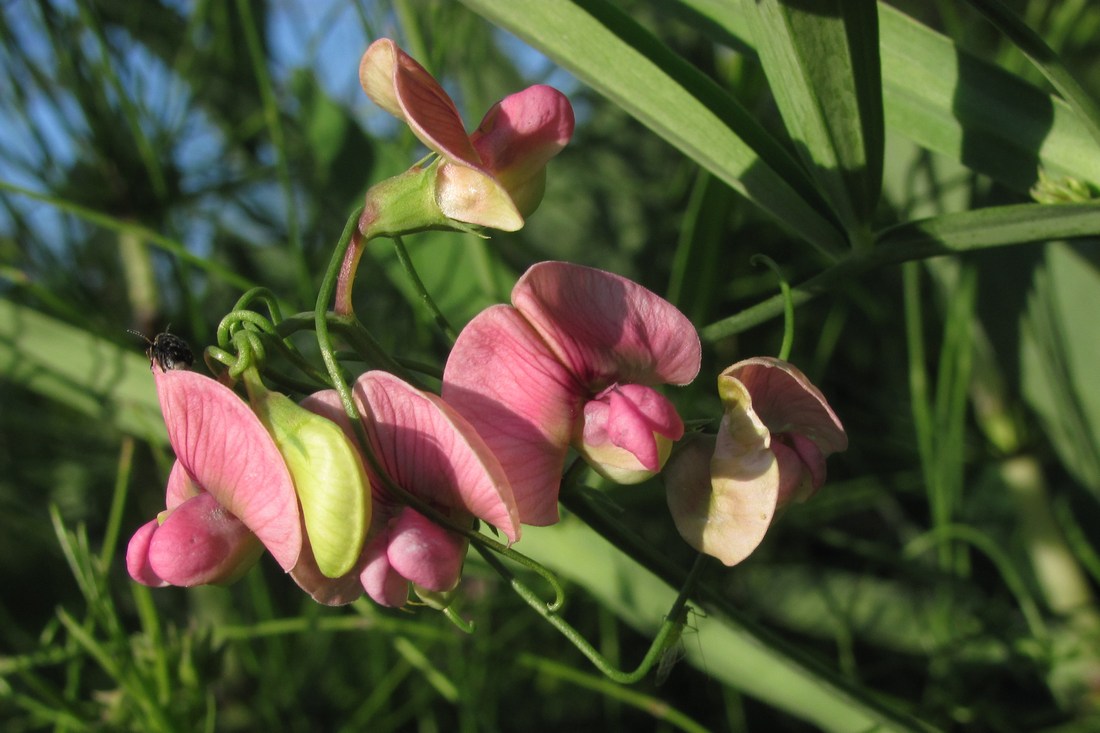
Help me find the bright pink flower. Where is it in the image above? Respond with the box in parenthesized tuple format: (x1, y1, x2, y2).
(443, 261, 702, 526)
(665, 357, 848, 566)
(296, 371, 520, 607)
(126, 370, 302, 587)
(359, 38, 574, 231)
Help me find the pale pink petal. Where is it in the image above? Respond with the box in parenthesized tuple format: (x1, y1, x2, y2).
(359, 38, 479, 166)
(147, 493, 264, 586)
(356, 371, 521, 542)
(289, 537, 366, 607)
(164, 460, 200, 509)
(386, 507, 467, 592)
(154, 369, 302, 571)
(723, 358, 848, 456)
(785, 432, 827, 495)
(443, 305, 582, 525)
(772, 439, 814, 507)
(512, 262, 701, 388)
(361, 533, 409, 607)
(126, 520, 167, 587)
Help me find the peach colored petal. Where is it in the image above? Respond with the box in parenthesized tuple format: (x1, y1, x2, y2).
(512, 262, 701, 389)
(723, 357, 848, 456)
(443, 305, 582, 525)
(435, 162, 524, 230)
(154, 369, 302, 572)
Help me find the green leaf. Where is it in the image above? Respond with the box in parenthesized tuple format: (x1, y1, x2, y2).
(1020, 242, 1100, 492)
(0, 299, 165, 444)
(458, 0, 848, 260)
(669, 0, 1100, 192)
(746, 0, 883, 237)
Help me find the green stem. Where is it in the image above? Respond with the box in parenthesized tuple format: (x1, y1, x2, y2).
(701, 202, 1100, 340)
(392, 235, 457, 342)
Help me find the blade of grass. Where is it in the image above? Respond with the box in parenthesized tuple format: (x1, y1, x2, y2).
(746, 0, 883, 241)
(962, 0, 1100, 150)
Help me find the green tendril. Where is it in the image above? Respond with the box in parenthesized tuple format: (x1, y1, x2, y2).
(475, 544, 705, 684)
(750, 254, 795, 361)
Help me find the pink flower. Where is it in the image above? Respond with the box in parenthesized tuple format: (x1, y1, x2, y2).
(665, 357, 848, 566)
(443, 261, 702, 526)
(359, 38, 574, 231)
(126, 370, 302, 587)
(296, 371, 520, 607)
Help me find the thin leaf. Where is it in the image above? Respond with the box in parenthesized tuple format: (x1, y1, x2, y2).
(747, 0, 882, 238)
(458, 0, 848, 260)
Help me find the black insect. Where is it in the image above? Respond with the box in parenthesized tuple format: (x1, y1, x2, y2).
(128, 329, 194, 373)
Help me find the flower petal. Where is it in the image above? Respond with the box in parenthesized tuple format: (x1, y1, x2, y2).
(126, 519, 168, 587)
(289, 537, 366, 606)
(576, 384, 684, 483)
(512, 262, 701, 389)
(359, 38, 479, 166)
(154, 369, 302, 571)
(164, 460, 200, 509)
(722, 358, 848, 456)
(356, 371, 521, 542)
(361, 533, 409, 607)
(386, 507, 467, 593)
(436, 162, 524, 231)
(147, 493, 264, 586)
(443, 305, 582, 525)
(470, 84, 574, 216)
(665, 431, 780, 568)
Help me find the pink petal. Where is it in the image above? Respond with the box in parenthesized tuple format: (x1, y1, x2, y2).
(443, 305, 582, 525)
(126, 519, 167, 587)
(359, 38, 479, 166)
(154, 369, 302, 571)
(581, 384, 683, 472)
(356, 371, 521, 542)
(164, 460, 200, 509)
(361, 533, 409, 607)
(147, 493, 264, 586)
(511, 262, 701, 389)
(470, 85, 574, 215)
(723, 358, 848, 456)
(386, 507, 467, 593)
